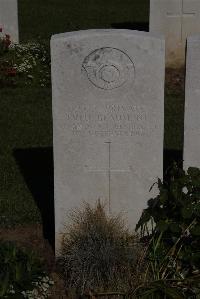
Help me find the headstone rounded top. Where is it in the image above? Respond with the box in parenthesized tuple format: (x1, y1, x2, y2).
(82, 47, 135, 90)
(51, 29, 165, 42)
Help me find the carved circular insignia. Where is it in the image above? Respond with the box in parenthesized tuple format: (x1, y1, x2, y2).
(82, 47, 135, 90)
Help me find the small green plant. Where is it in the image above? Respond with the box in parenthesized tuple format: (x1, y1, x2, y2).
(0, 31, 17, 87)
(0, 37, 50, 88)
(59, 201, 140, 297)
(12, 42, 51, 87)
(130, 230, 200, 298)
(134, 163, 200, 298)
(0, 240, 54, 298)
(136, 163, 200, 273)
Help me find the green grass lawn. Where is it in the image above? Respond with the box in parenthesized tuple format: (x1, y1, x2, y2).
(0, 88, 52, 225)
(1, 0, 184, 227)
(18, 0, 149, 41)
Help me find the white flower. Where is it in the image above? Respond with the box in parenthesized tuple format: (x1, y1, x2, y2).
(182, 186, 188, 194)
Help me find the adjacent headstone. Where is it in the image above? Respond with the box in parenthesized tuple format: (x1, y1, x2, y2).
(184, 35, 200, 170)
(51, 29, 165, 254)
(0, 0, 19, 43)
(150, 0, 200, 67)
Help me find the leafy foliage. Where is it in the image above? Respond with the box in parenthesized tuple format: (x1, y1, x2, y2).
(0, 35, 11, 54)
(134, 164, 200, 298)
(0, 33, 16, 87)
(11, 42, 51, 87)
(0, 35, 50, 88)
(0, 240, 51, 298)
(130, 230, 200, 298)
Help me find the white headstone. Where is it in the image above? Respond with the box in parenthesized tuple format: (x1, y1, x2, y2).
(51, 29, 165, 254)
(150, 0, 200, 67)
(0, 0, 19, 43)
(184, 35, 200, 170)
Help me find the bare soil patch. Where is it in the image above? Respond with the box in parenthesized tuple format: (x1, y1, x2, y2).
(165, 67, 185, 95)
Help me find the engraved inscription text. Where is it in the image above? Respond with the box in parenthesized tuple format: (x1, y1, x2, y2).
(66, 104, 156, 137)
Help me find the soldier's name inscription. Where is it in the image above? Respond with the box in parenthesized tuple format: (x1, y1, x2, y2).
(66, 104, 157, 137)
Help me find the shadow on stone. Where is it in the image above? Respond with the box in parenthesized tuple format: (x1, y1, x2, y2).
(13, 147, 55, 250)
(13, 146, 182, 248)
(111, 22, 149, 31)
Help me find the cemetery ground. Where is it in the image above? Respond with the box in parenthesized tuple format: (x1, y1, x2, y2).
(0, 0, 193, 298)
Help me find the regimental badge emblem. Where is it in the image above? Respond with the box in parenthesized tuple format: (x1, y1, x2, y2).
(82, 47, 135, 90)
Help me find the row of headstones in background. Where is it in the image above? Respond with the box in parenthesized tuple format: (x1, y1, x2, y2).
(0, 0, 200, 64)
(150, 1, 200, 167)
(150, 0, 200, 167)
(150, 0, 200, 68)
(51, 29, 165, 254)
(0, 0, 19, 43)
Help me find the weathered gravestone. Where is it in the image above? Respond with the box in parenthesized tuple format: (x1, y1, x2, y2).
(0, 0, 19, 43)
(51, 29, 165, 253)
(184, 35, 200, 170)
(150, 0, 200, 67)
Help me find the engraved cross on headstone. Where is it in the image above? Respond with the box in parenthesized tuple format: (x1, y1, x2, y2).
(84, 141, 131, 212)
(167, 0, 196, 41)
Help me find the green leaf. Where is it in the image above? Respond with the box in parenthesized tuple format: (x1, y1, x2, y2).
(147, 198, 157, 208)
(181, 206, 193, 219)
(0, 271, 9, 296)
(146, 281, 185, 299)
(159, 189, 168, 204)
(157, 220, 169, 232)
(194, 203, 200, 217)
(162, 286, 185, 299)
(135, 286, 158, 298)
(171, 183, 182, 201)
(187, 167, 200, 177)
(169, 223, 181, 234)
(192, 178, 200, 188)
(135, 210, 151, 231)
(191, 252, 200, 263)
(190, 225, 200, 236)
(15, 263, 24, 282)
(157, 178, 163, 188)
